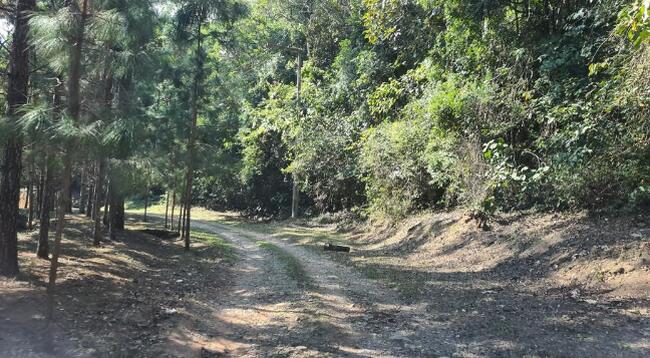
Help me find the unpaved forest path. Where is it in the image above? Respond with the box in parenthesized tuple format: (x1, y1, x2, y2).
(162, 217, 650, 358)
(3, 214, 647, 357)
(166, 219, 429, 357)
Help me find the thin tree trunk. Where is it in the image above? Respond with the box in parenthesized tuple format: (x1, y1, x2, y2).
(47, 154, 71, 319)
(102, 183, 110, 226)
(66, 184, 73, 214)
(164, 191, 170, 229)
(182, 18, 205, 251)
(47, 0, 88, 320)
(37, 156, 53, 259)
(35, 168, 44, 219)
(109, 180, 117, 241)
(0, 0, 36, 277)
(27, 170, 34, 230)
(86, 173, 94, 218)
(94, 61, 112, 230)
(38, 77, 63, 260)
(177, 199, 184, 235)
(92, 159, 105, 246)
(291, 54, 303, 219)
(79, 167, 86, 214)
(170, 191, 176, 231)
(182, 198, 190, 243)
(144, 185, 149, 223)
(24, 185, 30, 209)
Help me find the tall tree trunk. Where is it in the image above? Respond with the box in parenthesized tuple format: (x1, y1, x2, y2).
(23, 185, 29, 209)
(164, 191, 170, 229)
(85, 174, 94, 218)
(94, 62, 112, 238)
(170, 191, 176, 231)
(47, 0, 88, 320)
(36, 168, 44, 219)
(291, 54, 303, 219)
(79, 167, 87, 214)
(182, 18, 205, 251)
(66, 184, 73, 214)
(182, 200, 190, 243)
(92, 159, 105, 246)
(47, 154, 71, 318)
(38, 78, 64, 260)
(177, 199, 184, 235)
(27, 169, 34, 230)
(0, 0, 36, 277)
(144, 185, 149, 223)
(102, 183, 110, 226)
(37, 156, 53, 259)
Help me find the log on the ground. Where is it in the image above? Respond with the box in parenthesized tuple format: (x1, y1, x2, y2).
(139, 229, 180, 240)
(324, 243, 351, 253)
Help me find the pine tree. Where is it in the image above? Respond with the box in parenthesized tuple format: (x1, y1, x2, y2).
(0, 0, 36, 277)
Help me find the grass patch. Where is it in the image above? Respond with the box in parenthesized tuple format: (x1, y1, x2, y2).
(125, 195, 164, 211)
(257, 241, 311, 287)
(127, 202, 348, 249)
(190, 230, 238, 264)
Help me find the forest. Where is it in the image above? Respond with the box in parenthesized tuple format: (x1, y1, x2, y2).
(0, 0, 649, 357)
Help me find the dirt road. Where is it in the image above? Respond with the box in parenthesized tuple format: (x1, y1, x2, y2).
(2, 215, 648, 357)
(167, 219, 429, 357)
(162, 218, 649, 357)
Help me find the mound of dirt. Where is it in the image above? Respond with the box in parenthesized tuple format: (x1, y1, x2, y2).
(348, 210, 650, 311)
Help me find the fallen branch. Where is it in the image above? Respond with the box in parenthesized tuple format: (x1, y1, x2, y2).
(324, 243, 350, 253)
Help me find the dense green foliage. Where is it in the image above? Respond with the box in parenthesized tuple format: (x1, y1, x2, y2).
(185, 0, 650, 219)
(5, 0, 650, 224)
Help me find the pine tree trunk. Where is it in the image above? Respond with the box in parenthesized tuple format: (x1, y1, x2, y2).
(27, 172, 34, 230)
(170, 191, 176, 231)
(0, 0, 36, 277)
(35, 168, 44, 219)
(38, 78, 64, 260)
(94, 61, 112, 229)
(23, 186, 29, 209)
(144, 186, 149, 223)
(164, 192, 170, 229)
(86, 175, 94, 218)
(66, 185, 73, 214)
(109, 186, 117, 241)
(177, 200, 184, 235)
(47, 0, 88, 320)
(291, 54, 303, 219)
(37, 157, 53, 259)
(47, 154, 72, 318)
(182, 18, 205, 251)
(79, 167, 86, 214)
(92, 159, 105, 246)
(102, 183, 110, 226)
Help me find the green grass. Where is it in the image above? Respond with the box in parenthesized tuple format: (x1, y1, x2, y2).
(125, 195, 164, 211)
(126, 201, 346, 248)
(256, 240, 311, 287)
(190, 229, 238, 264)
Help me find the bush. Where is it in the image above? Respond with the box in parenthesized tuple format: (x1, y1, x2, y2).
(360, 117, 455, 218)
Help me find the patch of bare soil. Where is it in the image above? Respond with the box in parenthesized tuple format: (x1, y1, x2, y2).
(323, 210, 650, 357)
(0, 216, 233, 357)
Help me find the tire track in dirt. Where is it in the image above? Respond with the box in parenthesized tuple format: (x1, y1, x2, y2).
(183, 219, 436, 357)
